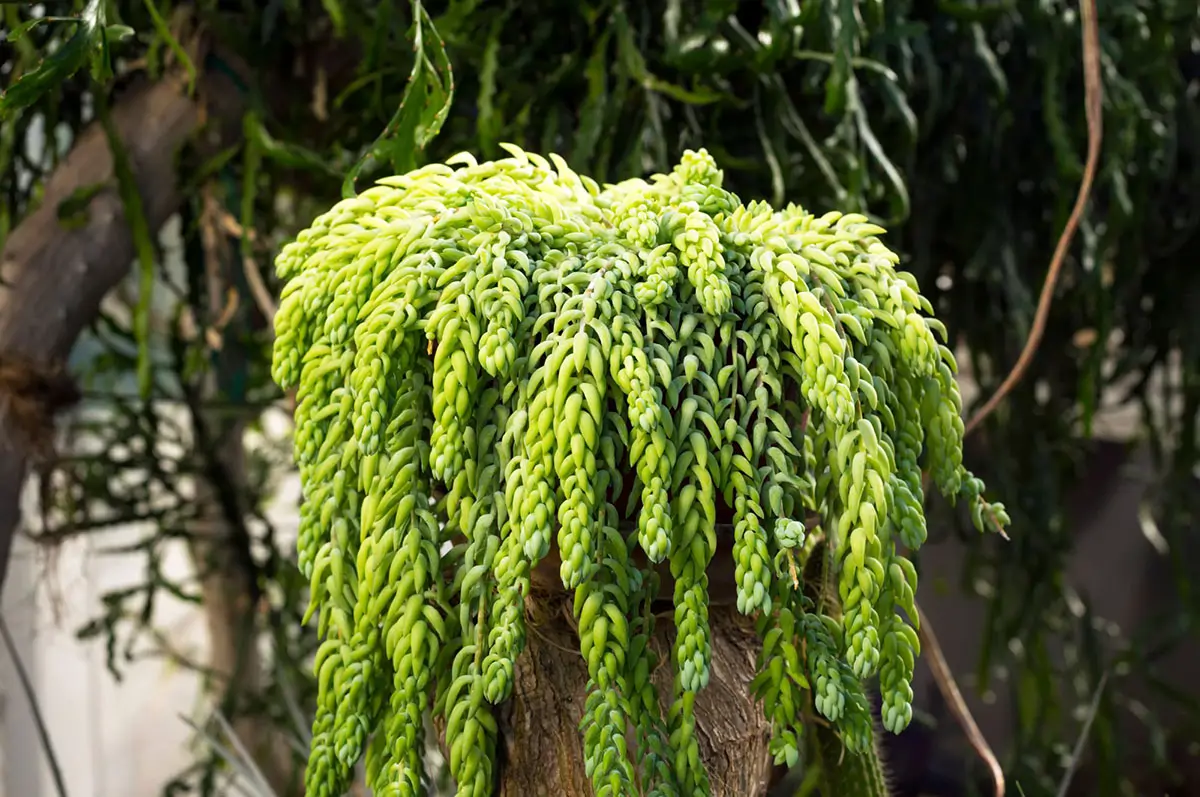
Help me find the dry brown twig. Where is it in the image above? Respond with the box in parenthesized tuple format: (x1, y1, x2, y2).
(963, 0, 1104, 438)
(241, 253, 278, 327)
(212, 207, 280, 324)
(197, 193, 292, 413)
(914, 2, 1104, 796)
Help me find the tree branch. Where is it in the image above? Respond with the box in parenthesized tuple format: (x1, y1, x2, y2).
(0, 61, 230, 594)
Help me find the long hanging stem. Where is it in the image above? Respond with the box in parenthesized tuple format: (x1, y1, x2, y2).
(802, 537, 892, 797)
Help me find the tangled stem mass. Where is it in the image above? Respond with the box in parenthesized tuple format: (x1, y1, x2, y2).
(272, 145, 1010, 797)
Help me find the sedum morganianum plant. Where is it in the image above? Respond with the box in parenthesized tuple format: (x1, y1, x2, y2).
(271, 145, 1010, 797)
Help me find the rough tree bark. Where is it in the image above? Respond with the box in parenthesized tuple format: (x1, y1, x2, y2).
(497, 597, 774, 797)
(0, 63, 220, 594)
(491, 532, 775, 797)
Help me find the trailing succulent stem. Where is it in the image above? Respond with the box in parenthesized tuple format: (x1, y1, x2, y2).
(801, 536, 892, 796)
(273, 145, 1010, 796)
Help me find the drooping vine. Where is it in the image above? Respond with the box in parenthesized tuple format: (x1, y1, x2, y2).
(272, 145, 1011, 796)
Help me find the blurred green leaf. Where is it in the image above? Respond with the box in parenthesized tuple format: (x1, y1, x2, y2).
(84, 0, 117, 83)
(573, 30, 612, 173)
(938, 0, 1016, 23)
(342, 0, 454, 196)
(4, 15, 75, 44)
(95, 88, 158, 400)
(475, 11, 505, 156)
(106, 24, 134, 43)
(0, 0, 130, 121)
(321, 0, 346, 37)
(246, 115, 343, 177)
(139, 0, 195, 94)
(0, 14, 91, 119)
(823, 0, 859, 115)
(614, 7, 724, 106)
(55, 180, 110, 229)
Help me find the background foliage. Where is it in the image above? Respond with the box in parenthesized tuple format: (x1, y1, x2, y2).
(1, 0, 1198, 795)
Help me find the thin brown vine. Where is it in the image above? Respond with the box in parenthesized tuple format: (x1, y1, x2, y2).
(918, 1, 1104, 795)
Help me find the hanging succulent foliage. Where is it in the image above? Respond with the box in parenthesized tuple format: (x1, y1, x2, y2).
(271, 144, 1010, 796)
(1, 0, 1195, 793)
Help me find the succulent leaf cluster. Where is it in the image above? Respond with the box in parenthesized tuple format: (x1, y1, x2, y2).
(272, 145, 1010, 797)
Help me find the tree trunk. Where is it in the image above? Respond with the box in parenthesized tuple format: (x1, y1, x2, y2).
(494, 545, 775, 796)
(182, 185, 301, 796)
(0, 58, 230, 593)
(187, 413, 299, 796)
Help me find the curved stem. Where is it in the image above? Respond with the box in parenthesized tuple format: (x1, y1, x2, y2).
(963, 0, 1103, 437)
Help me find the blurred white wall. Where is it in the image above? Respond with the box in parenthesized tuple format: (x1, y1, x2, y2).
(0, 410, 302, 797)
